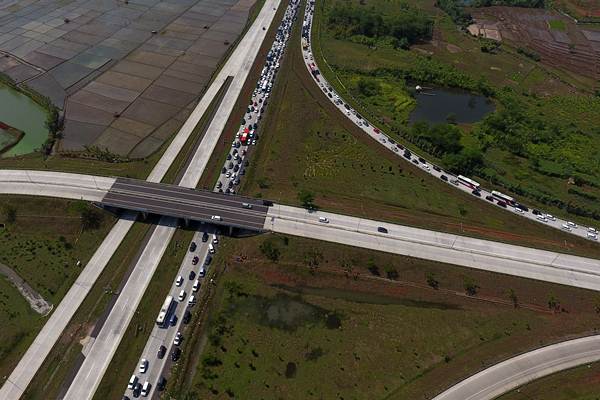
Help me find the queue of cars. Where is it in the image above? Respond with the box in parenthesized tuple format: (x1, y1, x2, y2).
(300, 2, 598, 242)
(216, 0, 299, 197)
(123, 2, 301, 398)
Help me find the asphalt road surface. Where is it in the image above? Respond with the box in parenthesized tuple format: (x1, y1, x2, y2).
(266, 204, 600, 292)
(102, 178, 269, 230)
(433, 335, 600, 400)
(300, 3, 599, 243)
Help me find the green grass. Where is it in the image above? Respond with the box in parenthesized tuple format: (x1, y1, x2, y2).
(92, 227, 194, 400)
(0, 277, 45, 380)
(498, 362, 600, 400)
(182, 234, 600, 399)
(312, 0, 600, 228)
(240, 10, 600, 260)
(548, 19, 567, 31)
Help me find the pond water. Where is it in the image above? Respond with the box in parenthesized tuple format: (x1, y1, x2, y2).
(0, 83, 49, 157)
(409, 86, 495, 125)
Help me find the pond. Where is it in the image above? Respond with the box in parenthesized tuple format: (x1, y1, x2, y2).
(409, 86, 495, 125)
(0, 83, 49, 158)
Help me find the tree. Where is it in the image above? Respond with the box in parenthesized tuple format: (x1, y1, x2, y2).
(426, 273, 439, 289)
(464, 277, 479, 296)
(304, 249, 323, 274)
(259, 239, 280, 262)
(80, 206, 102, 230)
(548, 295, 560, 312)
(298, 189, 316, 209)
(1, 204, 16, 224)
(508, 288, 518, 308)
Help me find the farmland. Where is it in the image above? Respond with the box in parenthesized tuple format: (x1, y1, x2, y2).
(311, 0, 600, 228)
(179, 234, 600, 399)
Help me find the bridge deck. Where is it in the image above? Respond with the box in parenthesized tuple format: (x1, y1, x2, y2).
(101, 178, 269, 230)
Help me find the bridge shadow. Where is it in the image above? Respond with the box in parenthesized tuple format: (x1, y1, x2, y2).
(100, 206, 265, 238)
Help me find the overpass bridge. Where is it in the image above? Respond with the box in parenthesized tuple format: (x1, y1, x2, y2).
(101, 178, 270, 231)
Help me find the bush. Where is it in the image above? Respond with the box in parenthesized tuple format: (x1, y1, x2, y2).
(259, 239, 280, 262)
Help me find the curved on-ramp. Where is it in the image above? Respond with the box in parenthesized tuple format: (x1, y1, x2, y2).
(433, 335, 600, 400)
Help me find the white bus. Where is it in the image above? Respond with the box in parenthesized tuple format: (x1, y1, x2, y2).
(491, 190, 515, 205)
(457, 175, 480, 190)
(156, 295, 174, 327)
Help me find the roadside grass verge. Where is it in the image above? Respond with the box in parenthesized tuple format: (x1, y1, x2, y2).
(240, 10, 600, 259)
(182, 233, 600, 399)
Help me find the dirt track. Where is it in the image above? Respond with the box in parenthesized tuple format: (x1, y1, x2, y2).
(0, 261, 52, 315)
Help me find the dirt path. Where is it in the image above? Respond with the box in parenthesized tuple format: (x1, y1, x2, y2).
(0, 262, 53, 315)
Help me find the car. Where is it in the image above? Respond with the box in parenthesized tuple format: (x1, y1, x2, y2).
(178, 290, 185, 301)
(532, 209, 541, 216)
(202, 232, 209, 242)
(139, 359, 148, 373)
(562, 223, 571, 231)
(133, 383, 142, 398)
(199, 266, 206, 277)
(485, 195, 494, 202)
(157, 377, 167, 391)
(123, 396, 130, 400)
(141, 382, 150, 397)
(128, 374, 138, 390)
(373, 128, 380, 134)
(211, 215, 222, 221)
(226, 153, 232, 160)
(188, 295, 196, 306)
(189, 270, 195, 280)
(497, 201, 507, 208)
(225, 171, 231, 178)
(440, 175, 448, 182)
(516, 204, 529, 212)
(567, 221, 577, 228)
(545, 214, 556, 221)
(377, 226, 388, 233)
(471, 190, 481, 197)
(319, 217, 329, 223)
(233, 164, 240, 172)
(204, 255, 212, 266)
(537, 215, 548, 222)
(171, 347, 181, 361)
(422, 164, 430, 171)
(169, 313, 177, 326)
(412, 159, 418, 165)
(228, 162, 233, 169)
(513, 207, 523, 213)
(192, 256, 199, 265)
(418, 157, 426, 163)
(588, 232, 598, 240)
(221, 167, 226, 174)
(189, 241, 197, 252)
(157, 345, 166, 359)
(403, 150, 411, 159)
(432, 165, 441, 172)
(212, 234, 219, 244)
(174, 332, 183, 346)
(193, 279, 200, 292)
(183, 310, 192, 324)
(589, 227, 599, 234)
(175, 276, 183, 286)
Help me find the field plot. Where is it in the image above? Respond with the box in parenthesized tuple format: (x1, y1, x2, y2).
(0, 0, 256, 157)
(471, 6, 600, 85)
(182, 234, 600, 399)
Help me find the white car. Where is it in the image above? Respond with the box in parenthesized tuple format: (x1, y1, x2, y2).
(588, 232, 598, 240)
(562, 223, 571, 231)
(188, 295, 196, 306)
(174, 332, 183, 346)
(536, 215, 548, 222)
(139, 359, 148, 373)
(178, 290, 186, 301)
(544, 214, 556, 221)
(211, 215, 222, 221)
(588, 227, 598, 234)
(175, 276, 183, 287)
(513, 207, 523, 213)
(567, 221, 577, 228)
(319, 217, 329, 223)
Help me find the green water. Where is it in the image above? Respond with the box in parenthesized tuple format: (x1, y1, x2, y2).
(0, 83, 49, 157)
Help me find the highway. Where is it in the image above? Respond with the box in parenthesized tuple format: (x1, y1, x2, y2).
(0, 0, 282, 397)
(266, 204, 600, 292)
(300, 2, 599, 243)
(62, 0, 284, 399)
(433, 335, 600, 400)
(103, 178, 269, 230)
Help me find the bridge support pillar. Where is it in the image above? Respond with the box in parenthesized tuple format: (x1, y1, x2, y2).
(183, 218, 190, 227)
(141, 211, 148, 220)
(227, 225, 234, 236)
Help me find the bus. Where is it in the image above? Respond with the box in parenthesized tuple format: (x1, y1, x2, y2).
(491, 190, 515, 205)
(457, 175, 480, 190)
(156, 295, 174, 327)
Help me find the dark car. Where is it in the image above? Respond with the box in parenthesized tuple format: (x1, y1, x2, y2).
(183, 310, 192, 324)
(202, 232, 209, 242)
(171, 347, 181, 361)
(189, 241, 197, 252)
(133, 383, 142, 397)
(377, 226, 388, 234)
(192, 256, 199, 265)
(516, 204, 529, 212)
(221, 167, 226, 174)
(471, 190, 481, 197)
(233, 165, 240, 172)
(157, 377, 167, 391)
(123, 396, 130, 400)
(440, 175, 448, 182)
(412, 159, 418, 165)
(497, 201, 507, 208)
(189, 270, 195, 280)
(169, 313, 177, 326)
(226, 153, 232, 160)
(403, 150, 412, 159)
(204, 255, 212, 266)
(418, 157, 426, 164)
(432, 165, 441, 172)
(532, 209, 541, 215)
(485, 195, 494, 202)
(158, 345, 166, 359)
